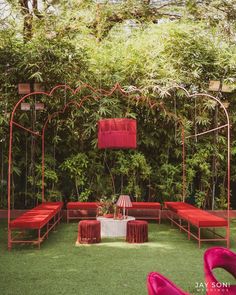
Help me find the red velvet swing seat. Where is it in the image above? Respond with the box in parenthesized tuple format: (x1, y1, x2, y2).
(147, 272, 190, 295)
(204, 247, 236, 294)
(98, 118, 137, 149)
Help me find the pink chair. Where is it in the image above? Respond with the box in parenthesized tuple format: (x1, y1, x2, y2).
(147, 272, 190, 295)
(204, 247, 236, 295)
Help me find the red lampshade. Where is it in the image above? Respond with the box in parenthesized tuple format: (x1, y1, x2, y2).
(98, 118, 137, 149)
(116, 195, 132, 208)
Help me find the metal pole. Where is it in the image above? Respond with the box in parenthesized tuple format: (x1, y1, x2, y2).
(7, 119, 13, 250)
(182, 127, 186, 202)
(42, 128, 45, 202)
(227, 123, 230, 248)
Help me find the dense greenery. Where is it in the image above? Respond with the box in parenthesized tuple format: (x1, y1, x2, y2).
(0, 0, 236, 209)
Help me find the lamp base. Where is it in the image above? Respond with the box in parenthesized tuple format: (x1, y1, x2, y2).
(123, 207, 126, 219)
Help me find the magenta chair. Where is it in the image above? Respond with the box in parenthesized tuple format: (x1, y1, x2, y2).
(147, 272, 190, 295)
(204, 247, 236, 295)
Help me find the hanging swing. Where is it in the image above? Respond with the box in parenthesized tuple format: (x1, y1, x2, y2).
(98, 118, 137, 149)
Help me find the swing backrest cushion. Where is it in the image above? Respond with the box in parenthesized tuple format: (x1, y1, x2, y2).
(98, 118, 137, 149)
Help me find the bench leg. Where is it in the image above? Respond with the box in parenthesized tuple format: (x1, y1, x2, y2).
(226, 227, 230, 248)
(46, 223, 49, 239)
(179, 218, 183, 231)
(58, 212, 59, 224)
(38, 229, 41, 250)
(158, 210, 161, 224)
(8, 229, 12, 251)
(188, 222, 190, 240)
(198, 228, 201, 248)
(53, 216, 56, 230)
(67, 209, 69, 224)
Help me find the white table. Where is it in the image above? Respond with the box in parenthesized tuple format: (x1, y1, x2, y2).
(97, 216, 135, 237)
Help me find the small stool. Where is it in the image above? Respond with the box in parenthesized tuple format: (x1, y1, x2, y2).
(78, 220, 101, 244)
(126, 220, 148, 243)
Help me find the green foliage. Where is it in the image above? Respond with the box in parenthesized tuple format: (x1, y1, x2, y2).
(60, 153, 89, 199)
(79, 189, 92, 202)
(157, 163, 182, 200)
(215, 184, 228, 210)
(87, 21, 235, 88)
(46, 190, 62, 202)
(195, 190, 207, 209)
(28, 162, 58, 193)
(110, 151, 151, 200)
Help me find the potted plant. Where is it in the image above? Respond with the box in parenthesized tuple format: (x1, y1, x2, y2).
(97, 196, 121, 219)
(98, 198, 115, 218)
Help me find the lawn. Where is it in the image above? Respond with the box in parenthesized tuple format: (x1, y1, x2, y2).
(0, 220, 236, 295)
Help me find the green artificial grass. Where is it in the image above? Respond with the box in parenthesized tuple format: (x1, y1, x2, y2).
(0, 220, 236, 295)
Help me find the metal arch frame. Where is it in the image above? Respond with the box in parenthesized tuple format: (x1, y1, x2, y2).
(7, 83, 231, 248)
(186, 92, 230, 247)
(165, 88, 230, 247)
(7, 82, 133, 249)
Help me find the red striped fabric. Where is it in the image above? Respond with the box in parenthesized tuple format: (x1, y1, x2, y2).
(116, 195, 132, 208)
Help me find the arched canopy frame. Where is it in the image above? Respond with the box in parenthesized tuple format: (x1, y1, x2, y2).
(7, 82, 230, 248)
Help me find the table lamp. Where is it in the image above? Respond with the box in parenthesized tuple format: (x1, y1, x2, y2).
(116, 195, 132, 219)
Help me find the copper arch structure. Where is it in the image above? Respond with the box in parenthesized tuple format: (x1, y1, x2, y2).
(7, 83, 231, 248)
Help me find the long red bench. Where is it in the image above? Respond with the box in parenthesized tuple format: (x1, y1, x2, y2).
(9, 202, 63, 249)
(165, 202, 197, 213)
(67, 202, 98, 223)
(66, 201, 161, 223)
(164, 202, 228, 248)
(126, 202, 161, 223)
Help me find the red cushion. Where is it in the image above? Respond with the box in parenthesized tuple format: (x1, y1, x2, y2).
(10, 210, 53, 229)
(178, 209, 228, 227)
(36, 202, 63, 213)
(164, 202, 197, 213)
(10, 202, 63, 230)
(36, 201, 63, 208)
(129, 202, 161, 209)
(67, 202, 98, 209)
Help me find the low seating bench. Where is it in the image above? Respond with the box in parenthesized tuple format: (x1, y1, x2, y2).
(164, 202, 228, 248)
(67, 202, 98, 223)
(9, 201, 63, 249)
(126, 202, 161, 224)
(66, 201, 161, 223)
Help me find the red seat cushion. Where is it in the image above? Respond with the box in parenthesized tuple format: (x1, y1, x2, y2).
(67, 202, 98, 210)
(10, 210, 53, 229)
(129, 202, 161, 209)
(178, 209, 228, 227)
(164, 202, 197, 213)
(36, 202, 63, 213)
(10, 202, 63, 229)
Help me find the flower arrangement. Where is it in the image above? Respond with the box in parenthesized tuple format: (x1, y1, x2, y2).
(97, 196, 121, 219)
